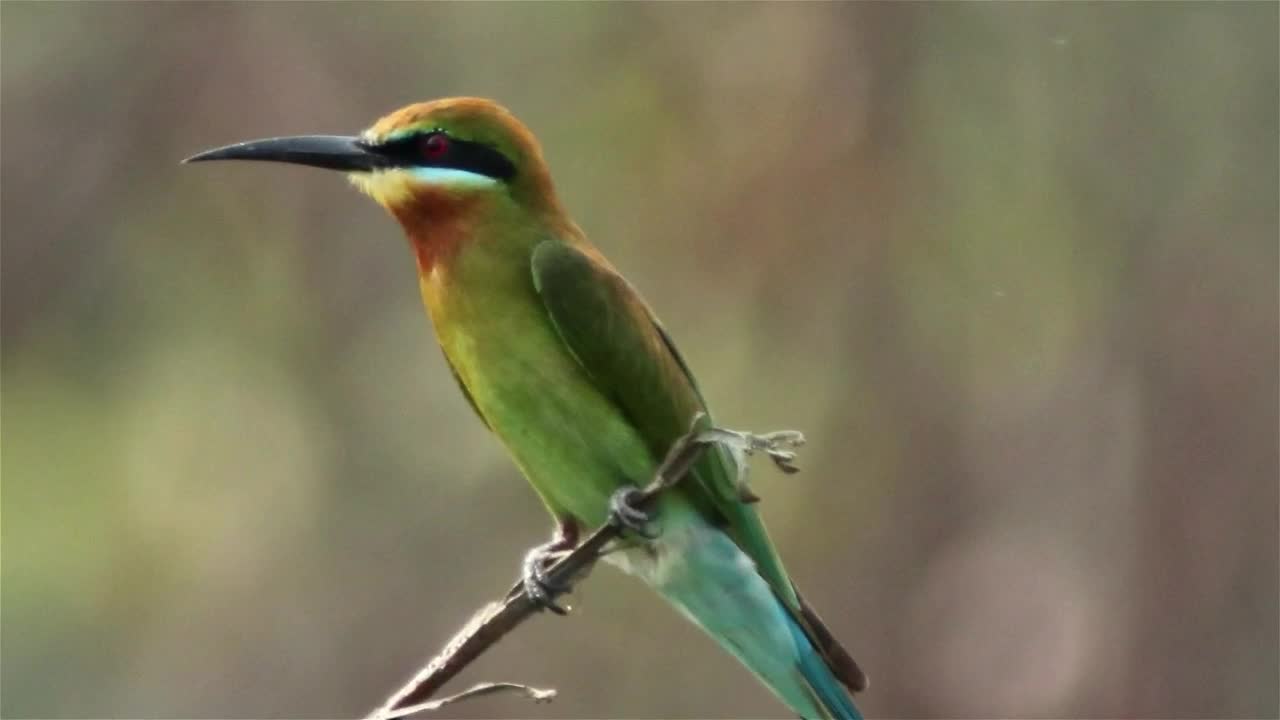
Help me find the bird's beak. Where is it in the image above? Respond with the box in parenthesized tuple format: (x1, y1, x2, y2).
(183, 135, 386, 172)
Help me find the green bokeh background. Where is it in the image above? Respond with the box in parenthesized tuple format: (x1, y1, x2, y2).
(2, 3, 1276, 718)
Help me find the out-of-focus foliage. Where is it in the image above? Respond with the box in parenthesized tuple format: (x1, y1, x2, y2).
(2, 3, 1276, 718)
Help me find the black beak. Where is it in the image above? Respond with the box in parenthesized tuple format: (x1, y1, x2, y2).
(183, 135, 387, 172)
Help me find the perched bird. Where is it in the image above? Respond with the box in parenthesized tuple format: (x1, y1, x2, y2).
(186, 97, 866, 719)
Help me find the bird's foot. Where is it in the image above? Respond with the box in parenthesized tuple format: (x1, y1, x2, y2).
(607, 485, 659, 539)
(521, 523, 578, 615)
(522, 542, 572, 615)
(697, 426, 807, 502)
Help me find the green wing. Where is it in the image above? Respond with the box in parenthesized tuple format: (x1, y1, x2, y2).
(530, 239, 797, 606)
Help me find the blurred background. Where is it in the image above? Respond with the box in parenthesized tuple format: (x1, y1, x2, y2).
(2, 3, 1276, 718)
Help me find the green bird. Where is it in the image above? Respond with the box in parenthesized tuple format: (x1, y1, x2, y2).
(186, 97, 866, 718)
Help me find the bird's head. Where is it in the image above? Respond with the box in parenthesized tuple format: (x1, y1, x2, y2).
(185, 97, 563, 224)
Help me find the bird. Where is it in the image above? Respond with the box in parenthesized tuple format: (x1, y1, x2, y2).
(186, 97, 866, 719)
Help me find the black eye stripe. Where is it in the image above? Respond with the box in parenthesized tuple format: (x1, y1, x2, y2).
(363, 131, 516, 181)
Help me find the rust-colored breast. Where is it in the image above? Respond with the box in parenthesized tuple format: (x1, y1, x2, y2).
(390, 187, 489, 274)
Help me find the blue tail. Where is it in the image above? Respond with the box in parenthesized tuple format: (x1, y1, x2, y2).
(791, 619, 862, 719)
(609, 503, 861, 719)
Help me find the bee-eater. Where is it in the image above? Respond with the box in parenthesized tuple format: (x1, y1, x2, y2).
(187, 97, 866, 719)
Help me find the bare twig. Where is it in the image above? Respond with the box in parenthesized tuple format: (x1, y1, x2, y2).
(379, 682, 555, 719)
(367, 414, 802, 719)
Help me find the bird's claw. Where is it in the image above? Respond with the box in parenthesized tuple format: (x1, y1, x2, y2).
(521, 542, 572, 615)
(607, 486, 659, 539)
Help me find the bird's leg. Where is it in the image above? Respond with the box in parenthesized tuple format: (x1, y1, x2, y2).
(521, 519, 579, 616)
(607, 485, 660, 539)
(697, 426, 807, 502)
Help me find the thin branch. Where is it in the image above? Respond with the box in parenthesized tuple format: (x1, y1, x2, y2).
(367, 416, 715, 720)
(379, 682, 556, 718)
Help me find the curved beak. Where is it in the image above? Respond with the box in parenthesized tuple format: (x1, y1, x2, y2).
(183, 135, 386, 172)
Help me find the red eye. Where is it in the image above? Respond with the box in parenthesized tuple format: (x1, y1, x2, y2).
(420, 132, 449, 160)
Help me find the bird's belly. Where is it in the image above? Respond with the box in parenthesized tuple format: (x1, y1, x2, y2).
(446, 312, 655, 527)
